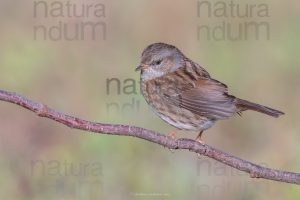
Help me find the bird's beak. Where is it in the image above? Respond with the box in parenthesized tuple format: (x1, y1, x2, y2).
(135, 63, 148, 71)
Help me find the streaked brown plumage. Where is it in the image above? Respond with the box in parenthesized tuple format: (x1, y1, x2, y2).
(136, 43, 284, 142)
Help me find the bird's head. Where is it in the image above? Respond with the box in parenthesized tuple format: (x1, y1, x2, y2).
(136, 43, 184, 80)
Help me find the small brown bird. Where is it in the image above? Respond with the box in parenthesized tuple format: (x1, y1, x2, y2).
(136, 43, 284, 143)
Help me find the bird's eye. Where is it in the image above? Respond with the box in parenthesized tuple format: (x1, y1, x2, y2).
(154, 60, 162, 66)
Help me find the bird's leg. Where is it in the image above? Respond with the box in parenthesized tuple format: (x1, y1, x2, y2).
(195, 131, 204, 144)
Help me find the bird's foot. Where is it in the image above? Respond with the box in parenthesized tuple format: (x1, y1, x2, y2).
(166, 130, 179, 153)
(167, 130, 178, 140)
(196, 137, 205, 145)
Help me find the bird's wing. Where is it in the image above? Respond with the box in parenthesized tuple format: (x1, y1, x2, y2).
(163, 78, 237, 120)
(185, 58, 211, 79)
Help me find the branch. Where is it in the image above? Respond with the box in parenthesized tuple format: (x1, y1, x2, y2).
(0, 89, 299, 185)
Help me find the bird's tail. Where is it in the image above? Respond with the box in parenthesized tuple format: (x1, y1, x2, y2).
(236, 99, 284, 118)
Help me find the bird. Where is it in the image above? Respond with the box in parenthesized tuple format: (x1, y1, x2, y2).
(135, 42, 284, 143)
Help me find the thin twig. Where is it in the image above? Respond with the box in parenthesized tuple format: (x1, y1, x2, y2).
(0, 89, 299, 185)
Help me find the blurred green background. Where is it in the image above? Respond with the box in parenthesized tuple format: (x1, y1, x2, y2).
(0, 0, 299, 199)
